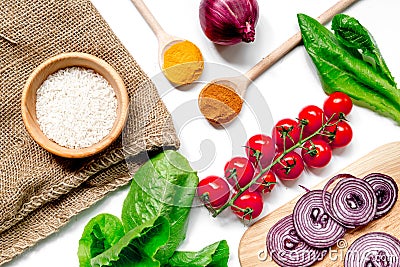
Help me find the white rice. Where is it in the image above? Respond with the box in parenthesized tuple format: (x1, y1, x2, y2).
(36, 67, 117, 149)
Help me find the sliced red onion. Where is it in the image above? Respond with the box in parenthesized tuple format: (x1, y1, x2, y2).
(267, 215, 327, 267)
(322, 174, 377, 228)
(363, 173, 398, 219)
(293, 190, 346, 248)
(321, 174, 355, 227)
(345, 232, 400, 267)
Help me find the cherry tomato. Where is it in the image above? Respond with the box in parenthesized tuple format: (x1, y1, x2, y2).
(323, 120, 353, 148)
(323, 92, 353, 120)
(301, 140, 332, 168)
(272, 118, 301, 150)
(250, 170, 277, 194)
(272, 151, 304, 180)
(298, 105, 326, 135)
(245, 134, 275, 168)
(231, 190, 264, 220)
(197, 176, 230, 209)
(224, 157, 255, 188)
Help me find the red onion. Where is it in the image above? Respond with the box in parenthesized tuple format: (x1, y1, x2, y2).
(293, 190, 346, 248)
(199, 0, 259, 45)
(322, 174, 377, 228)
(345, 232, 400, 267)
(363, 173, 398, 219)
(266, 215, 327, 267)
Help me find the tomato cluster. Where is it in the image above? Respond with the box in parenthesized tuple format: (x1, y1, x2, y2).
(197, 92, 353, 221)
(197, 136, 275, 221)
(271, 92, 353, 180)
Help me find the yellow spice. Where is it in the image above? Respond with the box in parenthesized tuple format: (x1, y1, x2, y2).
(162, 40, 204, 85)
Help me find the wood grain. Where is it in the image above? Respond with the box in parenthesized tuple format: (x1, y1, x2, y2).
(239, 142, 400, 266)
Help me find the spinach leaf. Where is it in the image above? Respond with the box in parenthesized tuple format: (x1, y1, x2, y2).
(121, 150, 199, 264)
(90, 216, 170, 267)
(78, 214, 125, 267)
(332, 14, 396, 87)
(166, 240, 230, 267)
(297, 13, 400, 124)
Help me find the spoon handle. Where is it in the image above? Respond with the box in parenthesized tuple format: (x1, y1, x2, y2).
(245, 0, 359, 81)
(130, 0, 169, 40)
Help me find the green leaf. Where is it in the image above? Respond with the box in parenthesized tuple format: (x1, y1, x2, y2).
(166, 240, 230, 267)
(90, 216, 170, 267)
(297, 13, 400, 124)
(332, 14, 396, 87)
(78, 214, 125, 267)
(121, 150, 199, 264)
(77, 151, 229, 267)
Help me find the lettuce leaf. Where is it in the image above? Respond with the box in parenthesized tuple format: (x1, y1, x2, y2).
(332, 14, 396, 87)
(90, 216, 170, 267)
(78, 214, 125, 267)
(166, 240, 230, 267)
(77, 151, 229, 267)
(121, 150, 199, 264)
(297, 13, 400, 124)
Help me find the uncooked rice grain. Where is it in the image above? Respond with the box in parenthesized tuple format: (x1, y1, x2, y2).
(36, 67, 117, 149)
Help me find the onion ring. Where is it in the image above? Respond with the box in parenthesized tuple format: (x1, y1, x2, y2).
(345, 232, 400, 267)
(293, 190, 346, 248)
(322, 174, 377, 228)
(266, 215, 327, 267)
(363, 173, 398, 219)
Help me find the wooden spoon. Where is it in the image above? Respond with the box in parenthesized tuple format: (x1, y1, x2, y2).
(198, 0, 359, 125)
(130, 0, 203, 85)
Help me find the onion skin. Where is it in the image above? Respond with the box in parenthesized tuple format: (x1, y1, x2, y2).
(345, 232, 400, 267)
(363, 173, 399, 219)
(199, 0, 259, 45)
(267, 215, 327, 267)
(293, 190, 346, 248)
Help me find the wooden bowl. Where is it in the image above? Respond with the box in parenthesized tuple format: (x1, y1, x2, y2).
(21, 52, 129, 158)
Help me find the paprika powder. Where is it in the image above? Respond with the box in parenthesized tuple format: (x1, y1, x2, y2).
(198, 82, 243, 125)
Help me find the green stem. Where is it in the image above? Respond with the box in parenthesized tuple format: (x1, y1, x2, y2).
(211, 117, 337, 218)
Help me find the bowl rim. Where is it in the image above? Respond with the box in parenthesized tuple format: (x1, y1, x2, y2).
(21, 52, 129, 158)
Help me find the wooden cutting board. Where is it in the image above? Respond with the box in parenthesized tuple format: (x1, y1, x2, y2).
(239, 142, 400, 266)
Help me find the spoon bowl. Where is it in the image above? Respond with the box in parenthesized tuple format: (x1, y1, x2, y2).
(209, 75, 251, 98)
(160, 38, 204, 85)
(198, 76, 250, 125)
(158, 37, 186, 68)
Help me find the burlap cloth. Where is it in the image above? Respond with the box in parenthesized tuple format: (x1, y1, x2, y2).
(0, 0, 179, 264)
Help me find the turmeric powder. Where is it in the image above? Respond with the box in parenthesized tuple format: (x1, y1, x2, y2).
(162, 40, 204, 85)
(198, 83, 243, 125)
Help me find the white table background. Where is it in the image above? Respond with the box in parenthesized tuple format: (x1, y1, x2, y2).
(5, 0, 400, 266)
